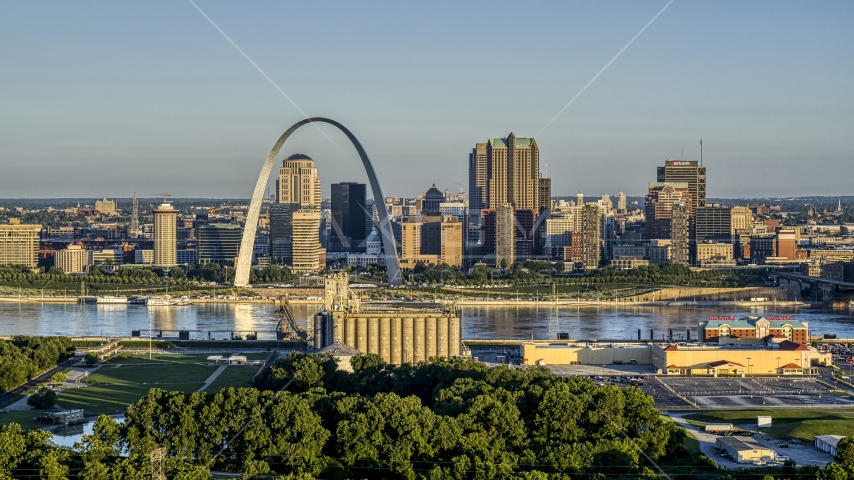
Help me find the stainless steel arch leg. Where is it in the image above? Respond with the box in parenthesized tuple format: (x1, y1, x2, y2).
(234, 118, 401, 287)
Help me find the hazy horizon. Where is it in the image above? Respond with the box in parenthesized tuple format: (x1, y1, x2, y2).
(2, 1, 852, 199)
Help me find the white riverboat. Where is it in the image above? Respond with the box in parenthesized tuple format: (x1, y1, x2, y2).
(146, 295, 192, 307)
(95, 296, 129, 305)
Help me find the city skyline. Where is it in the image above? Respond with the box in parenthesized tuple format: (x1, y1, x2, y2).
(2, 2, 853, 198)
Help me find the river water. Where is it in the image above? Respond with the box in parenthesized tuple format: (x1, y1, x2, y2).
(0, 302, 852, 340)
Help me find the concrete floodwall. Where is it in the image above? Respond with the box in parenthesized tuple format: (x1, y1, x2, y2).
(620, 286, 791, 303)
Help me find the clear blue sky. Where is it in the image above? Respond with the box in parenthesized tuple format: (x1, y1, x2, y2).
(1, 1, 852, 199)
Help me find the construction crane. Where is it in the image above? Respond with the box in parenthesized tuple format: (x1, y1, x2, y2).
(276, 295, 308, 341)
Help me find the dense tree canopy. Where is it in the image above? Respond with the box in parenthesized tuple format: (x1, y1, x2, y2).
(0, 336, 74, 392)
(3, 351, 854, 479)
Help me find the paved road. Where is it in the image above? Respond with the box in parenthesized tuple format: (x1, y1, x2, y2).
(0, 358, 78, 407)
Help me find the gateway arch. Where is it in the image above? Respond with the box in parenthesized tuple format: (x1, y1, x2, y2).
(233, 117, 402, 287)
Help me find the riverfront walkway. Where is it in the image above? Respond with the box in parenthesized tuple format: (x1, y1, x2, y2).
(198, 365, 228, 392)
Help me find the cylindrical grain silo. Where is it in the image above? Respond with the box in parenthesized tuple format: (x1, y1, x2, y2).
(436, 315, 449, 358)
(344, 315, 356, 348)
(449, 314, 461, 356)
(356, 316, 369, 353)
(332, 313, 344, 345)
(414, 317, 426, 363)
(368, 317, 380, 355)
(425, 315, 437, 359)
(402, 316, 414, 364)
(313, 313, 328, 350)
(391, 317, 402, 365)
(380, 316, 391, 363)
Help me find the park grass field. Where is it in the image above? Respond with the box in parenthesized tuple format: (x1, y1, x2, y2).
(684, 409, 854, 442)
(55, 352, 276, 415)
(205, 365, 262, 392)
(0, 410, 44, 430)
(56, 353, 219, 415)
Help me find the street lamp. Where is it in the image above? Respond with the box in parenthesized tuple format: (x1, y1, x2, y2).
(747, 357, 752, 376)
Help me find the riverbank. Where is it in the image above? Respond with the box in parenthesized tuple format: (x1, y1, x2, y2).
(0, 295, 818, 308)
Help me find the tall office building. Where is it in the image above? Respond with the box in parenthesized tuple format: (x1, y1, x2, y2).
(544, 217, 574, 256)
(291, 208, 326, 272)
(469, 143, 488, 212)
(645, 183, 692, 240)
(657, 160, 706, 211)
(153, 202, 177, 266)
(577, 192, 584, 206)
(730, 206, 753, 235)
(695, 204, 732, 243)
(399, 216, 463, 267)
(495, 204, 515, 265)
(538, 177, 551, 212)
(468, 143, 488, 256)
(269, 203, 297, 265)
(197, 224, 243, 266)
(617, 191, 627, 214)
(54, 245, 93, 274)
(0, 223, 41, 268)
(422, 184, 444, 214)
(514, 209, 537, 259)
(581, 204, 601, 270)
(276, 153, 321, 207)
(484, 133, 540, 210)
(94, 198, 117, 215)
(776, 229, 799, 260)
(670, 203, 690, 265)
(600, 194, 613, 213)
(331, 182, 367, 252)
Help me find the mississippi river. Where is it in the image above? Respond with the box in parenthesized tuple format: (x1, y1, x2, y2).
(0, 302, 852, 341)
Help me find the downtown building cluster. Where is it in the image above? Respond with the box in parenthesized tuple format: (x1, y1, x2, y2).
(0, 136, 852, 283)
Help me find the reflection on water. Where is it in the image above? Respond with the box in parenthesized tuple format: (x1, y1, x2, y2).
(49, 416, 124, 449)
(0, 302, 851, 340)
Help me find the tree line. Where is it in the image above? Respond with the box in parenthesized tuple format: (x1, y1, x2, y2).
(400, 261, 753, 289)
(0, 336, 74, 392)
(0, 263, 296, 288)
(4, 353, 854, 479)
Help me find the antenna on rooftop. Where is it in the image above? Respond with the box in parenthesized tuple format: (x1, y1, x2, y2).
(130, 191, 139, 233)
(700, 138, 703, 165)
(150, 193, 172, 204)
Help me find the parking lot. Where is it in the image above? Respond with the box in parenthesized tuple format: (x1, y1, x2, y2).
(547, 364, 655, 377)
(659, 377, 830, 396)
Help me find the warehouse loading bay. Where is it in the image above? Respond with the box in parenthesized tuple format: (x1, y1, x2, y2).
(468, 346, 854, 410)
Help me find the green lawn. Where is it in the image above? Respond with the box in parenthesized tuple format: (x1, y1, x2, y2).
(683, 430, 701, 454)
(105, 353, 214, 366)
(0, 410, 45, 430)
(204, 365, 262, 393)
(241, 352, 273, 360)
(684, 409, 854, 441)
(56, 353, 218, 415)
(57, 383, 204, 415)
